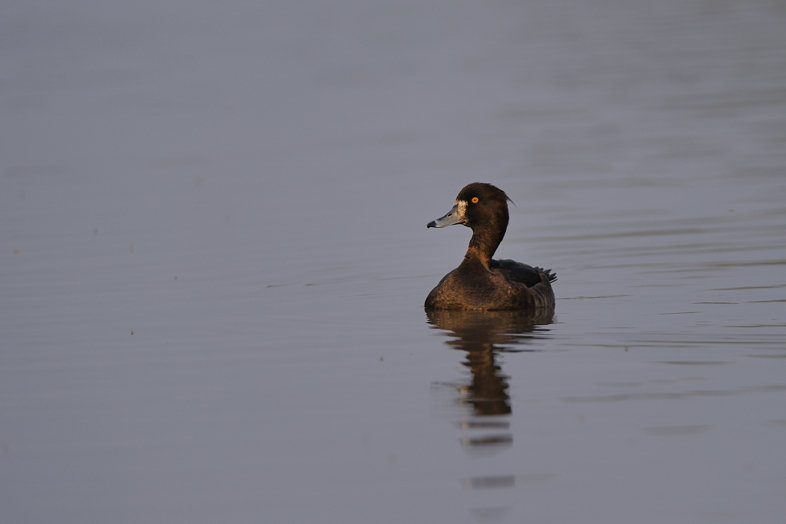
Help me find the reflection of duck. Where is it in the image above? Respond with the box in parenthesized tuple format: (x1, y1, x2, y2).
(425, 183, 556, 311)
(427, 309, 554, 417)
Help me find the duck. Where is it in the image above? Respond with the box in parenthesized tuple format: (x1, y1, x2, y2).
(425, 182, 556, 311)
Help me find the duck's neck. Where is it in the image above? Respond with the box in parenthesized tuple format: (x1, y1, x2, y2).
(464, 222, 507, 270)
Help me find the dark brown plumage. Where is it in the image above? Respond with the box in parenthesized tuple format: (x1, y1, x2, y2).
(425, 183, 556, 311)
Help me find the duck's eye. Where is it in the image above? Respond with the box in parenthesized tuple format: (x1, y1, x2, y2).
(471, 197, 479, 204)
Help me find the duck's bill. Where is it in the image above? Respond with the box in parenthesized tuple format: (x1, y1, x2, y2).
(427, 204, 463, 228)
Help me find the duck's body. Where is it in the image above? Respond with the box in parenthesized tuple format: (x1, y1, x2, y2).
(425, 258, 556, 310)
(425, 183, 556, 311)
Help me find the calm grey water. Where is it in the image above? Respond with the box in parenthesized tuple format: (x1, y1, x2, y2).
(2, 1, 786, 522)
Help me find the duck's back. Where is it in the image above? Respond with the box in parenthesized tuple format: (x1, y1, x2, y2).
(492, 259, 551, 287)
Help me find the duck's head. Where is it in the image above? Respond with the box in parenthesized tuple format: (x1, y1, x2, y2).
(427, 182, 512, 232)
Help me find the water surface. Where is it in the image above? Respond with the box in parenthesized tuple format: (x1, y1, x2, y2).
(2, 1, 786, 522)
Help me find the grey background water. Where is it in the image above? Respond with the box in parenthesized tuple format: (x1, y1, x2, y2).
(2, 0, 786, 522)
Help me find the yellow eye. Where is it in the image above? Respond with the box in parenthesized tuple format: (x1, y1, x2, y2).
(471, 197, 479, 204)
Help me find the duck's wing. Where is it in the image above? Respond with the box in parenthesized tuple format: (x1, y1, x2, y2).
(492, 259, 557, 288)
